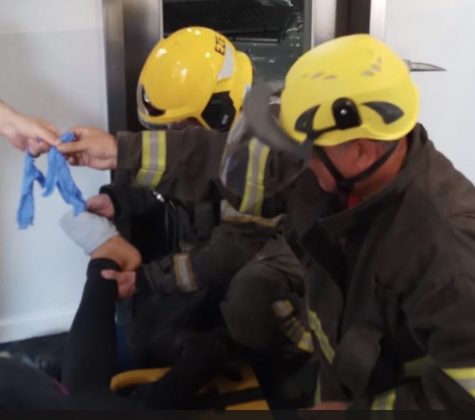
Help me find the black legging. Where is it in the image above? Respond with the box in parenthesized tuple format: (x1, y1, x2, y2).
(0, 258, 230, 410)
(61, 258, 139, 408)
(0, 259, 137, 409)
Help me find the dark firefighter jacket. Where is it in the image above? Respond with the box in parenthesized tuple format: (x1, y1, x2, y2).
(104, 127, 309, 352)
(113, 124, 475, 409)
(269, 124, 475, 409)
(282, 125, 475, 409)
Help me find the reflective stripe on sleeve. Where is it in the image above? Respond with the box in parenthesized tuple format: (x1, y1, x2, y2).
(308, 309, 335, 364)
(135, 131, 167, 189)
(272, 300, 314, 353)
(239, 138, 270, 217)
(221, 200, 282, 228)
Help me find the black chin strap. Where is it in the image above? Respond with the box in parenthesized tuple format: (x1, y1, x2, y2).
(313, 142, 399, 194)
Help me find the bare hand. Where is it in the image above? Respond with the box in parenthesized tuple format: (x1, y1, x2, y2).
(57, 127, 118, 170)
(87, 194, 115, 218)
(101, 269, 137, 300)
(0, 101, 60, 154)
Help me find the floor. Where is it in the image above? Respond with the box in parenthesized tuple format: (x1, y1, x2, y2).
(0, 332, 66, 381)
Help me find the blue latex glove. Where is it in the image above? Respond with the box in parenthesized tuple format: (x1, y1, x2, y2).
(17, 132, 86, 229)
(43, 132, 86, 215)
(17, 154, 46, 229)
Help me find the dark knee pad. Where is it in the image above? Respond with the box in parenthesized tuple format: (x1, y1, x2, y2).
(220, 262, 288, 349)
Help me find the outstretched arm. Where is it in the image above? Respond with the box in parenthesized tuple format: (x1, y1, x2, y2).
(60, 211, 141, 400)
(0, 100, 59, 155)
(58, 126, 226, 204)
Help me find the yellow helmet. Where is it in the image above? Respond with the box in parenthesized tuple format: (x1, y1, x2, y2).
(280, 34, 419, 147)
(242, 34, 420, 161)
(137, 26, 253, 131)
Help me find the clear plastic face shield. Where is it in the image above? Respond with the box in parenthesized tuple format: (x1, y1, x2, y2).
(219, 93, 306, 211)
(240, 82, 315, 160)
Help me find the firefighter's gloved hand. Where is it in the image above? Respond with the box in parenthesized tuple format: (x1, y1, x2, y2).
(101, 269, 137, 300)
(87, 193, 115, 218)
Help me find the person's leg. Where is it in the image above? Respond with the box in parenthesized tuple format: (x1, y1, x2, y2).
(0, 211, 141, 410)
(60, 211, 141, 404)
(61, 257, 122, 391)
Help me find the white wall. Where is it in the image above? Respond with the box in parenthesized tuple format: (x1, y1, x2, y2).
(0, 0, 110, 342)
(381, 0, 475, 182)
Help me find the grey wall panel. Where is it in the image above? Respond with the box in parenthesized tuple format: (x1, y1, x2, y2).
(309, 0, 338, 46)
(369, 0, 386, 39)
(122, 0, 163, 130)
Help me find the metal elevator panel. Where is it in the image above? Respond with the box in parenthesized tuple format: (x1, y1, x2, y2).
(233, 0, 305, 82)
(162, 0, 305, 82)
(163, 0, 294, 40)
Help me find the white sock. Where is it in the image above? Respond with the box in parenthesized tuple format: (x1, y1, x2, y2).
(60, 210, 119, 255)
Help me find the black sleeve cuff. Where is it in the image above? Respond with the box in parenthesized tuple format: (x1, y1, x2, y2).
(99, 184, 123, 219)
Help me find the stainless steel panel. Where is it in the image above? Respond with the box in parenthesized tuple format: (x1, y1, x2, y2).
(369, 0, 387, 40)
(310, 0, 338, 46)
(102, 0, 127, 132)
(103, 0, 165, 131)
(233, 0, 305, 82)
(122, 0, 164, 130)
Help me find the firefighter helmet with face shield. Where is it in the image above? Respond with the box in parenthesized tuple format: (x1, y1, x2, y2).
(221, 34, 420, 195)
(137, 26, 253, 132)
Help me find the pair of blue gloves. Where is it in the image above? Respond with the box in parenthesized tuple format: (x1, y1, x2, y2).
(17, 132, 86, 229)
